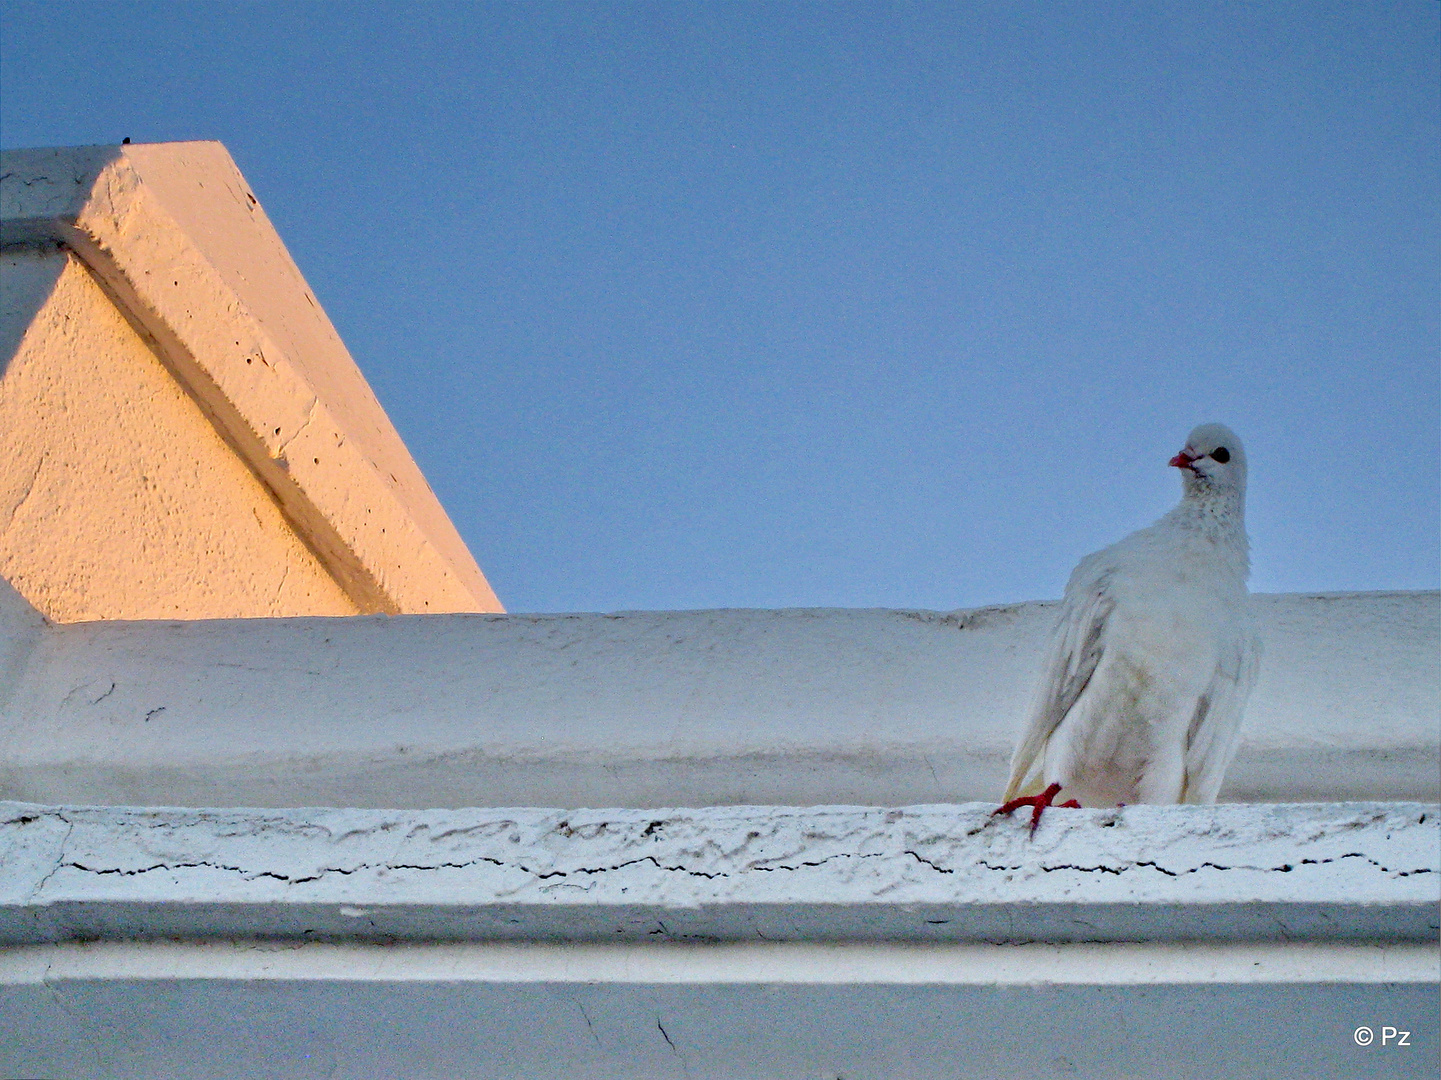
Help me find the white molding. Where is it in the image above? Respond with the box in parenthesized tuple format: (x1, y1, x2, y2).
(4, 940, 1435, 986)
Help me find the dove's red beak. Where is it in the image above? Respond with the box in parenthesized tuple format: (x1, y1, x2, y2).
(1170, 450, 1198, 472)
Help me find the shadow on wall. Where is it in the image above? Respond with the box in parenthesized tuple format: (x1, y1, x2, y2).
(0, 246, 66, 382)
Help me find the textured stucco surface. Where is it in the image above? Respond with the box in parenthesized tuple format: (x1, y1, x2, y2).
(2, 800, 1435, 945)
(1, 141, 500, 617)
(0, 588, 1434, 808)
(3, 801, 1436, 1076)
(0, 248, 356, 621)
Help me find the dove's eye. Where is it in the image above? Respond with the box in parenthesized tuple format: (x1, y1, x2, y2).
(1210, 447, 1231, 463)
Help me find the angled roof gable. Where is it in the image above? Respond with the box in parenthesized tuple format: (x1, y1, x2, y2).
(1, 141, 501, 619)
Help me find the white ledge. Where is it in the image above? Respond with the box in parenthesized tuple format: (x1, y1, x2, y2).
(3, 800, 1435, 946)
(2, 590, 1436, 807)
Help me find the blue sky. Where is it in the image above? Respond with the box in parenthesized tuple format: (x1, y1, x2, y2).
(3, 1, 1436, 612)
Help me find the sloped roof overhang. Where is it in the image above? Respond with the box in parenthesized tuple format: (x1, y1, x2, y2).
(1, 142, 500, 614)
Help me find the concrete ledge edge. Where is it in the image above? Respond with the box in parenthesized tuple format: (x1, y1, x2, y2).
(3, 800, 1435, 946)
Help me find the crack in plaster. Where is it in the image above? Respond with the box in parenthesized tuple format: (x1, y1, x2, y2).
(550, 855, 728, 881)
(40, 958, 106, 1077)
(29, 810, 1438, 895)
(209, 661, 325, 675)
(270, 563, 290, 607)
(27, 813, 75, 901)
(1, 171, 59, 188)
(951, 852, 1435, 879)
(65, 859, 300, 884)
(0, 452, 46, 539)
(750, 851, 884, 873)
(907, 849, 957, 874)
(52, 850, 732, 889)
(275, 398, 319, 458)
(50, 847, 1431, 892)
(573, 1000, 602, 1049)
(655, 1017, 692, 1078)
(15, 807, 1436, 918)
(57, 680, 118, 710)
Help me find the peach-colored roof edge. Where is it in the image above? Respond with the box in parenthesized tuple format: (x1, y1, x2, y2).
(1, 141, 503, 614)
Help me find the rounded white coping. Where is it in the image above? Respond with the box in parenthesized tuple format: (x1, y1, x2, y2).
(3, 800, 1435, 945)
(1, 589, 1436, 808)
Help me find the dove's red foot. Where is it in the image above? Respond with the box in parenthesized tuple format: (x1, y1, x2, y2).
(993, 782, 1082, 837)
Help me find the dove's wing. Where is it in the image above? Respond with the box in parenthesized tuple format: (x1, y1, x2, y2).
(1179, 620, 1262, 804)
(1003, 554, 1114, 801)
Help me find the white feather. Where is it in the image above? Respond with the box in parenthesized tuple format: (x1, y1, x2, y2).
(1003, 423, 1262, 807)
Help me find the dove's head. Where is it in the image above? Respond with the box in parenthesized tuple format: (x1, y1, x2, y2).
(1170, 423, 1246, 501)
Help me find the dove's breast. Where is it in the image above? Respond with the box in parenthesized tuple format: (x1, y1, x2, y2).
(1049, 537, 1249, 805)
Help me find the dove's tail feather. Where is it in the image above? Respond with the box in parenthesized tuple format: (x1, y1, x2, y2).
(1001, 768, 1049, 803)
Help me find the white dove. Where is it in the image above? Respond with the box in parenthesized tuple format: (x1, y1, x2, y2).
(996, 422, 1261, 832)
